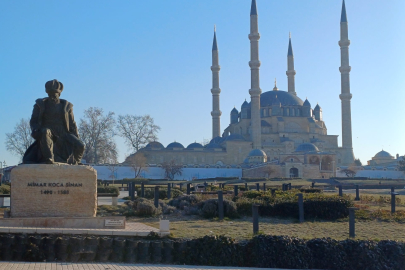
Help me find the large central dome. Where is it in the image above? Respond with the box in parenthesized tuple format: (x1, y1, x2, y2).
(260, 90, 304, 107)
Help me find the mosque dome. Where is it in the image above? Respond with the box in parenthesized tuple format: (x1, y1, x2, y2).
(260, 90, 304, 107)
(209, 136, 225, 144)
(187, 142, 204, 149)
(204, 143, 222, 149)
(231, 107, 238, 114)
(314, 104, 321, 111)
(166, 142, 185, 149)
(374, 150, 393, 158)
(295, 143, 319, 153)
(248, 149, 267, 157)
(145, 141, 164, 149)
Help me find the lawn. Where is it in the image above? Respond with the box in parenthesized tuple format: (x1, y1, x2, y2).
(130, 214, 405, 241)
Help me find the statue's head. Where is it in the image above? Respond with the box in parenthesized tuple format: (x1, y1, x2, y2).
(45, 79, 63, 103)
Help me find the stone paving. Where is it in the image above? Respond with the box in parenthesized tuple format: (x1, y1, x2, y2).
(0, 262, 278, 270)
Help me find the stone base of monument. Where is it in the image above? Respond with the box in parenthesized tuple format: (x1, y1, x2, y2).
(0, 164, 169, 236)
(10, 164, 97, 218)
(0, 216, 126, 229)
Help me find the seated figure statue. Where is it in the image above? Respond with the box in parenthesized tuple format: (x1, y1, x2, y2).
(23, 79, 85, 164)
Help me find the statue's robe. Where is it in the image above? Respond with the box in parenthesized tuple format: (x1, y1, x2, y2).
(23, 98, 84, 164)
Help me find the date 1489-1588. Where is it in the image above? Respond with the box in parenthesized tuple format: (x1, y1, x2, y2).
(41, 190, 70, 195)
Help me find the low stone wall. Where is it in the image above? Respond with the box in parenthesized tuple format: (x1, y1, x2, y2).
(0, 234, 403, 269)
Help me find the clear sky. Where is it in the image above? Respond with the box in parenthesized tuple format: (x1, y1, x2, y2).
(1, 0, 404, 167)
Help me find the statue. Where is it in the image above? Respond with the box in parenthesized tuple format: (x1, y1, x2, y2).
(23, 80, 85, 164)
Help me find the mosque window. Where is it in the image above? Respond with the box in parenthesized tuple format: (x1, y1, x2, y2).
(291, 108, 295, 116)
(286, 108, 290, 116)
(297, 109, 301, 116)
(269, 108, 272, 115)
(290, 158, 294, 162)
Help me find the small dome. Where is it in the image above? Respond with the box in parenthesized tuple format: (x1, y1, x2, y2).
(241, 100, 250, 108)
(166, 142, 184, 149)
(303, 99, 311, 107)
(374, 150, 393, 158)
(209, 136, 224, 144)
(187, 142, 203, 149)
(145, 141, 164, 149)
(314, 104, 321, 111)
(224, 134, 245, 141)
(295, 143, 319, 152)
(243, 158, 249, 164)
(205, 143, 222, 149)
(231, 107, 238, 114)
(248, 149, 267, 157)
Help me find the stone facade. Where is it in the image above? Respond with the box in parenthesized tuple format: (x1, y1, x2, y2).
(11, 164, 97, 218)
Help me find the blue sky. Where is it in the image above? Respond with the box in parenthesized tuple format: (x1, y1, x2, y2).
(1, 0, 404, 166)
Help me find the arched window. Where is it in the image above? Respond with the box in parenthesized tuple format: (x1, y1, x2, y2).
(291, 108, 295, 116)
(286, 108, 290, 116)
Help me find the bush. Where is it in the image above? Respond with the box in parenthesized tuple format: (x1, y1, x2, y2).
(199, 199, 238, 219)
(97, 186, 119, 196)
(241, 190, 263, 199)
(0, 185, 10, 194)
(299, 188, 322, 193)
(235, 192, 353, 220)
(135, 199, 161, 216)
(135, 187, 183, 200)
(168, 195, 201, 209)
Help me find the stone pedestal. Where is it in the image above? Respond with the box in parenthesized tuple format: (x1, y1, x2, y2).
(11, 164, 97, 218)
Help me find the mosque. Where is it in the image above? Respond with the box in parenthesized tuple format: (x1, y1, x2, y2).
(135, 0, 356, 178)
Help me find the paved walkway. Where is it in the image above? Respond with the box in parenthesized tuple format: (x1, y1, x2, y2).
(0, 262, 278, 270)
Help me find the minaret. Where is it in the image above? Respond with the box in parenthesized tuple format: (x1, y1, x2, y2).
(211, 26, 222, 139)
(248, 0, 262, 149)
(286, 33, 297, 96)
(339, 0, 355, 164)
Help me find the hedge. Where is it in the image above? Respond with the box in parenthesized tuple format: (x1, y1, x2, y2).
(0, 234, 403, 269)
(134, 187, 183, 200)
(97, 186, 119, 196)
(236, 191, 353, 220)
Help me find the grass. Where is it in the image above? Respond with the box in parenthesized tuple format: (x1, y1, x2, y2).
(130, 214, 405, 241)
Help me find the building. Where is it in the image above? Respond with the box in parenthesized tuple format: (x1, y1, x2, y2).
(134, 0, 355, 179)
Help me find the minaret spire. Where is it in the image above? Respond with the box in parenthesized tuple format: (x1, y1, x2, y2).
(286, 33, 296, 96)
(339, 0, 354, 165)
(248, 0, 262, 149)
(211, 25, 222, 139)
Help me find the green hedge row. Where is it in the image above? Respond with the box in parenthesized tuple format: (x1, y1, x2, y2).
(134, 187, 183, 200)
(235, 190, 353, 220)
(97, 186, 119, 195)
(0, 234, 403, 269)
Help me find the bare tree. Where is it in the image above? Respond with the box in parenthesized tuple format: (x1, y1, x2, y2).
(116, 114, 160, 153)
(5, 118, 34, 159)
(107, 157, 119, 184)
(125, 153, 148, 178)
(79, 107, 117, 164)
(341, 167, 357, 177)
(162, 160, 183, 180)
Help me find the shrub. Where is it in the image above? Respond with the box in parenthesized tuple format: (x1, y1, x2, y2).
(97, 186, 119, 196)
(0, 185, 10, 194)
(135, 187, 183, 200)
(136, 199, 161, 216)
(168, 195, 201, 209)
(299, 188, 322, 193)
(241, 190, 263, 199)
(199, 199, 238, 219)
(236, 193, 353, 220)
